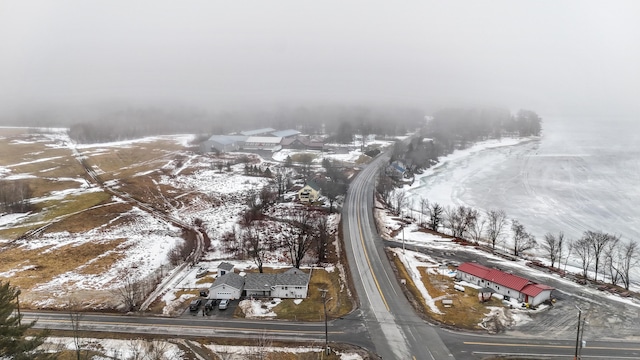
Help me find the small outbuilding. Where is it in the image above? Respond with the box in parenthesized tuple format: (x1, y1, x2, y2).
(218, 262, 235, 276)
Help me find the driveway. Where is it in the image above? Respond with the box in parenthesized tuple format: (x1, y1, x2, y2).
(181, 299, 239, 320)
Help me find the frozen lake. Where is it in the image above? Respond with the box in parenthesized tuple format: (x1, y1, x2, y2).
(408, 117, 640, 244)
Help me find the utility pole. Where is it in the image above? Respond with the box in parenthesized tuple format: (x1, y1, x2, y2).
(320, 289, 331, 357)
(402, 224, 405, 254)
(574, 306, 582, 360)
(16, 288, 21, 326)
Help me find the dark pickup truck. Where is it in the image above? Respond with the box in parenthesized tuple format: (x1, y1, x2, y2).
(189, 299, 202, 311)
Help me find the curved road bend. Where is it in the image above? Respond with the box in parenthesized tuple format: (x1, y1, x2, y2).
(343, 154, 453, 360)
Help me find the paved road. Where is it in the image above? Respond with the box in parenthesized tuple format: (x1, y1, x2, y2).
(24, 310, 372, 350)
(342, 153, 454, 359)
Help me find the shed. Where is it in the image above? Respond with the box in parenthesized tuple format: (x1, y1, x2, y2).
(218, 262, 235, 276)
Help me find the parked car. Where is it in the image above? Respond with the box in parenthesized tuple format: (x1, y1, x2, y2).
(189, 299, 202, 312)
(218, 299, 229, 310)
(204, 299, 216, 311)
(199, 289, 209, 297)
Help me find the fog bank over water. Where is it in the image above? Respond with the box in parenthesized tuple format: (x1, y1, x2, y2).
(1, 1, 639, 117)
(409, 116, 640, 244)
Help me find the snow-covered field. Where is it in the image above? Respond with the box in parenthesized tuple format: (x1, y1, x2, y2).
(0, 128, 370, 313)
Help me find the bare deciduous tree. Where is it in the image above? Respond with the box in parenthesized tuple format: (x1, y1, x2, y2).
(243, 225, 266, 273)
(618, 240, 639, 290)
(66, 298, 87, 360)
(511, 220, 536, 257)
(485, 209, 507, 251)
(542, 232, 564, 268)
(428, 203, 444, 231)
(112, 269, 144, 312)
(286, 209, 319, 268)
(419, 197, 429, 227)
(585, 230, 618, 282)
(391, 189, 407, 216)
(603, 238, 621, 285)
(574, 236, 594, 279)
(375, 169, 394, 205)
(469, 214, 485, 244)
(445, 205, 478, 239)
(314, 215, 330, 264)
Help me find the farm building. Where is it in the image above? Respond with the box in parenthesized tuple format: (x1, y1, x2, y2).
(200, 135, 247, 153)
(240, 128, 276, 137)
(242, 136, 282, 151)
(456, 262, 554, 306)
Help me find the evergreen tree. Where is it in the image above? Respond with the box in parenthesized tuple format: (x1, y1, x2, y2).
(0, 281, 53, 359)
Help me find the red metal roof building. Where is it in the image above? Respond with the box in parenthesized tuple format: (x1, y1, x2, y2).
(456, 262, 554, 306)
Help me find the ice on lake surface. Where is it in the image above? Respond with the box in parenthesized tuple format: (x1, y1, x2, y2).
(409, 116, 640, 243)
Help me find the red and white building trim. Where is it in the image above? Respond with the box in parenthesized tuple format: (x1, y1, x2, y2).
(456, 262, 554, 306)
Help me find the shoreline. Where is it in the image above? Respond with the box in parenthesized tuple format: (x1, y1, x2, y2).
(405, 136, 539, 192)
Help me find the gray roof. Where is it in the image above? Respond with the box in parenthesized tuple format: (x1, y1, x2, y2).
(244, 273, 277, 291)
(277, 268, 310, 286)
(206, 135, 247, 145)
(211, 273, 245, 290)
(244, 268, 310, 290)
(218, 262, 235, 272)
(271, 129, 300, 137)
(240, 128, 276, 136)
(303, 181, 321, 191)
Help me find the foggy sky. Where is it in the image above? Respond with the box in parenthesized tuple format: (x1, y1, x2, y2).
(1, 1, 639, 116)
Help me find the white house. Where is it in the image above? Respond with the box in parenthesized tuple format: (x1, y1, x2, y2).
(244, 268, 311, 299)
(456, 262, 554, 306)
(209, 273, 244, 300)
(271, 268, 311, 299)
(298, 181, 321, 204)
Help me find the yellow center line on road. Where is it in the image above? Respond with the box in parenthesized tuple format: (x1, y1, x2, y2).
(356, 191, 390, 312)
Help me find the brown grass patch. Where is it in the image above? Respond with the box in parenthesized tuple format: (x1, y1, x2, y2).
(83, 140, 183, 180)
(195, 275, 216, 284)
(271, 268, 352, 321)
(0, 239, 126, 291)
(45, 201, 131, 234)
(27, 177, 90, 199)
(77, 240, 127, 275)
(390, 254, 428, 310)
(391, 254, 503, 330)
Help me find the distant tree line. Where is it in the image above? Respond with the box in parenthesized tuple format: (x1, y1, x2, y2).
(54, 104, 428, 144)
(0, 180, 33, 214)
(427, 108, 542, 151)
(386, 108, 542, 177)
